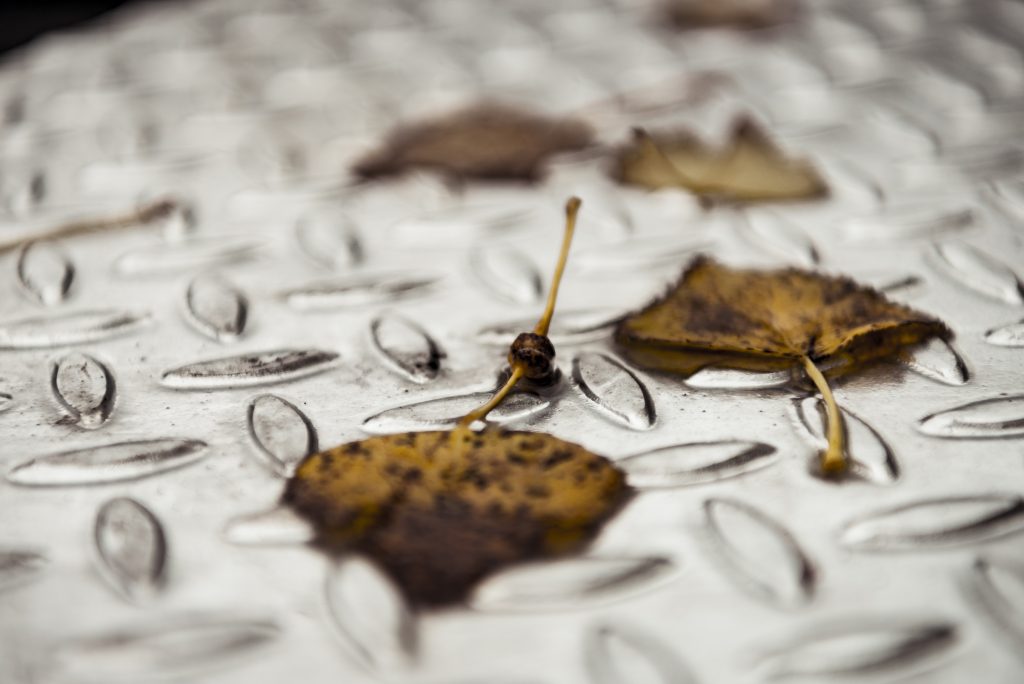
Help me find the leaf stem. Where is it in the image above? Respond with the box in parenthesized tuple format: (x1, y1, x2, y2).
(458, 366, 526, 428)
(801, 355, 846, 474)
(459, 197, 582, 427)
(0, 198, 179, 255)
(534, 196, 580, 337)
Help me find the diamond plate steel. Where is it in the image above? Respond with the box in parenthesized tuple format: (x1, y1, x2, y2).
(2, 0, 1024, 682)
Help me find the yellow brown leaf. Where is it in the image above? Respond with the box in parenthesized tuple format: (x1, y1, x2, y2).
(613, 118, 827, 203)
(283, 198, 633, 606)
(283, 428, 631, 606)
(616, 256, 948, 373)
(615, 256, 950, 473)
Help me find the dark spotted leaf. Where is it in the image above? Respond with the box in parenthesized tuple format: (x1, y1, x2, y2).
(284, 428, 631, 607)
(285, 198, 631, 608)
(615, 256, 949, 474)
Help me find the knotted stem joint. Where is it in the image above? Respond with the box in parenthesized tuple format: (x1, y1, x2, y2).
(459, 197, 582, 427)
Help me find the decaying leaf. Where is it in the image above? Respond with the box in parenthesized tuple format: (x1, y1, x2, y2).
(613, 118, 827, 203)
(284, 198, 633, 606)
(352, 103, 593, 183)
(616, 256, 949, 374)
(285, 429, 630, 606)
(615, 256, 949, 473)
(663, 0, 798, 30)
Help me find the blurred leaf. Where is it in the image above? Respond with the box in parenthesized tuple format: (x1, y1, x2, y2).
(353, 103, 593, 183)
(614, 119, 827, 203)
(663, 0, 797, 30)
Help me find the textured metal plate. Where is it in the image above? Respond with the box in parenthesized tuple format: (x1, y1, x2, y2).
(2, 0, 1024, 682)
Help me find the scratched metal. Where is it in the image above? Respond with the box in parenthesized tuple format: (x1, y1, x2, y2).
(1, 0, 1024, 682)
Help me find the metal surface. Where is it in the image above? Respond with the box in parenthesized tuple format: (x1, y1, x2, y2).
(2, 0, 1024, 682)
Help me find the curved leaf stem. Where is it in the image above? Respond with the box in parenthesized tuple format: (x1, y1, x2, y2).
(801, 355, 847, 474)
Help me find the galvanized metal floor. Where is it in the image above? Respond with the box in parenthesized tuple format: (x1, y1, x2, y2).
(2, 0, 1024, 682)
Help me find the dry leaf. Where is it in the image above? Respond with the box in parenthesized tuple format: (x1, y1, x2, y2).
(353, 103, 593, 183)
(663, 0, 797, 30)
(284, 429, 630, 606)
(282, 198, 633, 606)
(616, 256, 949, 374)
(613, 118, 827, 203)
(615, 256, 949, 473)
